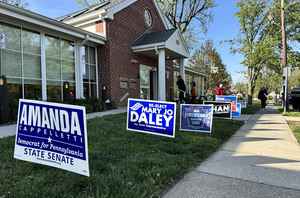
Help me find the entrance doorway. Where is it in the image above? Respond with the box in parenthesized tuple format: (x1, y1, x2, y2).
(139, 65, 157, 100)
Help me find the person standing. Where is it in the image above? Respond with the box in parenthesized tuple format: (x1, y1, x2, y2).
(258, 87, 268, 108)
(191, 81, 197, 103)
(176, 75, 186, 104)
(215, 84, 225, 96)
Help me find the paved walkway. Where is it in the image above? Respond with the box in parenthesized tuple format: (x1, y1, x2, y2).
(164, 106, 300, 198)
(0, 108, 126, 139)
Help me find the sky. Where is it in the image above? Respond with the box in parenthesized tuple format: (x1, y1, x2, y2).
(25, 0, 246, 83)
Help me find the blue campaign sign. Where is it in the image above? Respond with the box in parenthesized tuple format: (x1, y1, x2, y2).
(232, 103, 242, 118)
(127, 98, 176, 138)
(216, 95, 238, 112)
(14, 99, 89, 177)
(239, 100, 247, 109)
(180, 104, 213, 134)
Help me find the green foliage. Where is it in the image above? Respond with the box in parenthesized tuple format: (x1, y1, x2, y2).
(233, 0, 300, 104)
(289, 68, 300, 89)
(287, 121, 300, 143)
(156, 0, 214, 33)
(241, 103, 261, 114)
(234, 0, 270, 104)
(234, 82, 248, 94)
(190, 40, 232, 91)
(0, 113, 243, 197)
(1, 98, 109, 124)
(0, 0, 27, 7)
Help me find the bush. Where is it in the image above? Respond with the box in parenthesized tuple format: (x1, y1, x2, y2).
(65, 99, 106, 113)
(1, 98, 112, 125)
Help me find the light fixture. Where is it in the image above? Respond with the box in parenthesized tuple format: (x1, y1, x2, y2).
(0, 75, 5, 86)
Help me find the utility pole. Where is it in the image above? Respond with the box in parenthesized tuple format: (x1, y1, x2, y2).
(281, 0, 288, 113)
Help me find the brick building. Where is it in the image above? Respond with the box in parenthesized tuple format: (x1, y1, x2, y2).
(0, 0, 206, 116)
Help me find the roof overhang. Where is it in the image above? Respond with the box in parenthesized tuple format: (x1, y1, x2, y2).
(132, 29, 190, 59)
(61, 0, 170, 30)
(0, 2, 106, 45)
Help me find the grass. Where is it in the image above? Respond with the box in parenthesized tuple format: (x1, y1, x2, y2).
(241, 103, 261, 114)
(283, 112, 300, 117)
(0, 113, 243, 198)
(288, 121, 300, 143)
(281, 109, 300, 143)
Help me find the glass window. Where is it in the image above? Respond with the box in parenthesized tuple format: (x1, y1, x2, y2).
(139, 65, 151, 100)
(45, 36, 75, 102)
(24, 79, 42, 100)
(0, 23, 22, 111)
(0, 23, 21, 51)
(22, 30, 41, 55)
(62, 60, 75, 81)
(84, 46, 97, 99)
(1, 50, 22, 78)
(47, 80, 61, 102)
(23, 54, 41, 78)
(22, 30, 41, 98)
(46, 58, 61, 80)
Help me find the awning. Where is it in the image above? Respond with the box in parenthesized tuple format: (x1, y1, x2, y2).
(132, 29, 189, 59)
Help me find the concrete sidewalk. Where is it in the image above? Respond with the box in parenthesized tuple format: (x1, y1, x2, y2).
(164, 107, 300, 198)
(0, 108, 126, 139)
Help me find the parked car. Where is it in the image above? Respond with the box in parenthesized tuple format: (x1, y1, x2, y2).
(290, 87, 300, 111)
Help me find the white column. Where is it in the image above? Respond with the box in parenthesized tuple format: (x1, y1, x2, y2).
(41, 33, 47, 101)
(75, 44, 85, 99)
(179, 58, 185, 82)
(158, 49, 166, 101)
(95, 47, 99, 99)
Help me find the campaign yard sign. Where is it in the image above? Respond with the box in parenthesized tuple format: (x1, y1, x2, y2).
(232, 103, 242, 118)
(14, 99, 90, 177)
(180, 104, 213, 134)
(127, 98, 176, 138)
(239, 100, 247, 109)
(216, 95, 238, 112)
(204, 101, 232, 119)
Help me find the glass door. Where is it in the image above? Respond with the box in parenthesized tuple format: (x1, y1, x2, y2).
(139, 65, 151, 100)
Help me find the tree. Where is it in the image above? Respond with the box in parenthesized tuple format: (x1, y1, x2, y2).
(75, 0, 106, 7)
(190, 40, 232, 91)
(233, 0, 272, 105)
(156, 0, 214, 33)
(289, 68, 300, 89)
(75, 0, 214, 34)
(233, 0, 300, 105)
(265, 0, 300, 71)
(0, 0, 27, 7)
(234, 82, 248, 94)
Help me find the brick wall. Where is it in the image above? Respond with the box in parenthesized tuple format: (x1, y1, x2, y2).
(102, 0, 173, 106)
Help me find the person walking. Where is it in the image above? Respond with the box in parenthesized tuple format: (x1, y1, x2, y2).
(176, 75, 186, 104)
(258, 87, 268, 108)
(191, 81, 197, 103)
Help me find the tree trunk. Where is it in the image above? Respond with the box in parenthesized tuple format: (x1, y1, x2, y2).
(247, 81, 255, 105)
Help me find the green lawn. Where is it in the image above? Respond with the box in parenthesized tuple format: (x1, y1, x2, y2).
(283, 112, 300, 117)
(0, 114, 243, 198)
(288, 121, 300, 143)
(241, 103, 261, 114)
(283, 111, 300, 143)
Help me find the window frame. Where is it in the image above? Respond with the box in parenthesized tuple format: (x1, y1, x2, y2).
(0, 22, 83, 102)
(83, 45, 98, 99)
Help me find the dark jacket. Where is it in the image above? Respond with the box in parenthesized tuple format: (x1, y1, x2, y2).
(258, 89, 267, 100)
(177, 79, 186, 92)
